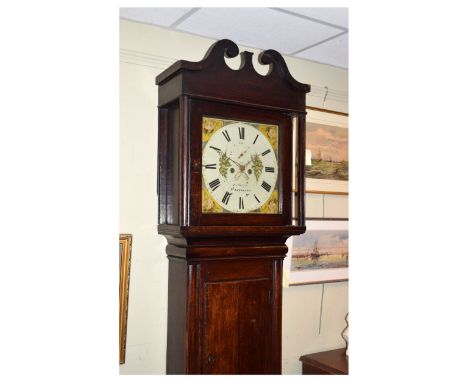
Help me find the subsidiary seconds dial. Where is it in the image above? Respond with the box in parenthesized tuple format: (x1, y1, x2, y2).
(202, 120, 279, 213)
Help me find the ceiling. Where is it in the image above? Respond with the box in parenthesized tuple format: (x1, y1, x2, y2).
(120, 7, 348, 69)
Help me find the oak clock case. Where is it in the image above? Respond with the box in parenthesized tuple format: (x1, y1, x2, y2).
(156, 39, 310, 375)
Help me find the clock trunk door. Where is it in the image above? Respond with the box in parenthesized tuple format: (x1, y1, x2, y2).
(202, 279, 272, 374)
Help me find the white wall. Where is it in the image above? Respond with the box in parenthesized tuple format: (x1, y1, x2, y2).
(119, 19, 348, 375)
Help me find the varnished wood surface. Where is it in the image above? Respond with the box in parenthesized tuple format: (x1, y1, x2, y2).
(166, 244, 288, 260)
(156, 39, 310, 111)
(203, 282, 239, 374)
(199, 258, 276, 374)
(237, 279, 272, 374)
(157, 101, 181, 226)
(203, 259, 271, 281)
(300, 348, 348, 375)
(158, 224, 305, 238)
(166, 259, 188, 374)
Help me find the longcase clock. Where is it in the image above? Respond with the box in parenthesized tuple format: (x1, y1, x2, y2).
(156, 39, 310, 374)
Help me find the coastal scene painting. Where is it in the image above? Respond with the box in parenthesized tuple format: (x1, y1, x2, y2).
(291, 221, 348, 272)
(305, 121, 348, 181)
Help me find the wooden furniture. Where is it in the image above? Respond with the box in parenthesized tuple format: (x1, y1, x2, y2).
(156, 39, 310, 374)
(299, 348, 348, 375)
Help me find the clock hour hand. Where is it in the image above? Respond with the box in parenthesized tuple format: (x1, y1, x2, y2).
(230, 157, 252, 175)
(228, 157, 242, 168)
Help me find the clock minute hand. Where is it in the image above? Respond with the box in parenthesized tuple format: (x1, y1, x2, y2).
(238, 146, 250, 159)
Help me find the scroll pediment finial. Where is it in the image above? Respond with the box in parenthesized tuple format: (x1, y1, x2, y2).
(202, 39, 239, 62)
(259, 49, 311, 92)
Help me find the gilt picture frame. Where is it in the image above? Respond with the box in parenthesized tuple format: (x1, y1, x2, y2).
(305, 107, 348, 194)
(284, 219, 348, 285)
(119, 234, 132, 364)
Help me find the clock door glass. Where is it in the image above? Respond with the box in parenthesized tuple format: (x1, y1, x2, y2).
(201, 117, 279, 214)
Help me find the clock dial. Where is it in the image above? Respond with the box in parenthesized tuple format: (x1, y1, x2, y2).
(202, 117, 279, 214)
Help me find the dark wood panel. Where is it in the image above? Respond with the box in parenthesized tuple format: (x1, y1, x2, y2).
(271, 259, 283, 373)
(202, 282, 239, 374)
(166, 101, 180, 225)
(203, 259, 271, 282)
(179, 95, 190, 226)
(186, 263, 198, 373)
(185, 244, 287, 259)
(157, 107, 168, 224)
(238, 279, 272, 374)
(163, 224, 306, 238)
(166, 259, 187, 374)
(302, 364, 330, 374)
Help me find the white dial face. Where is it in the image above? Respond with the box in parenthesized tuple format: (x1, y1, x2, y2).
(202, 118, 279, 214)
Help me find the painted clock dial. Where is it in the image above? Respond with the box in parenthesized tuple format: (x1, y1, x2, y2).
(201, 117, 279, 214)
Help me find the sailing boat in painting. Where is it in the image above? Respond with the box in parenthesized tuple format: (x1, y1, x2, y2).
(291, 229, 348, 271)
(305, 122, 348, 181)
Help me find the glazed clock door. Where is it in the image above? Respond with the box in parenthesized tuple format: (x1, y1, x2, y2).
(189, 98, 294, 227)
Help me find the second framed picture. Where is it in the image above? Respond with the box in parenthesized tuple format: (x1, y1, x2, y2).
(284, 219, 348, 285)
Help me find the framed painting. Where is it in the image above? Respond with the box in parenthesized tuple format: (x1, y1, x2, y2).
(119, 234, 132, 364)
(284, 219, 348, 285)
(305, 107, 348, 194)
